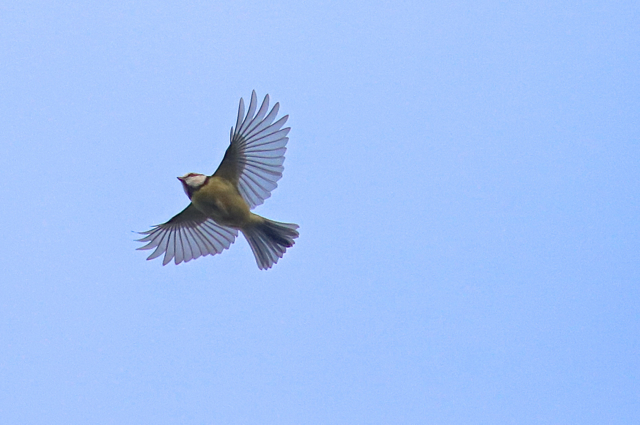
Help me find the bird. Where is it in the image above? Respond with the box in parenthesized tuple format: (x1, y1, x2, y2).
(136, 91, 299, 270)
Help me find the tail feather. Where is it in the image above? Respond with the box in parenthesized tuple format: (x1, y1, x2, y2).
(243, 219, 299, 270)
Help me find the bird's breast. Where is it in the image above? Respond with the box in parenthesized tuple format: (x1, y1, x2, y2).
(190, 177, 251, 228)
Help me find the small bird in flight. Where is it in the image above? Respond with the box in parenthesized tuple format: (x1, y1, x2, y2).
(137, 91, 299, 270)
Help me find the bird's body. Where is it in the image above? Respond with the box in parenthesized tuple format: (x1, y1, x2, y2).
(188, 176, 252, 228)
(137, 91, 299, 270)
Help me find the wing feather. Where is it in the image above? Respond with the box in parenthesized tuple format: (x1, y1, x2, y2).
(137, 204, 237, 265)
(213, 91, 290, 208)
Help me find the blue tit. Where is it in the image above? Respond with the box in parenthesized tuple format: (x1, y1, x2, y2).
(137, 91, 298, 270)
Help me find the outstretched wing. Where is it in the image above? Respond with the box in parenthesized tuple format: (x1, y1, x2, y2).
(136, 204, 238, 265)
(213, 90, 290, 209)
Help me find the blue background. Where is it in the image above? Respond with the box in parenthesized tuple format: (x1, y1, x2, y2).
(1, 1, 638, 423)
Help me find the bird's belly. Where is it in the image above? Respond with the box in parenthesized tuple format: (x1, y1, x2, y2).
(192, 193, 251, 228)
(202, 202, 247, 227)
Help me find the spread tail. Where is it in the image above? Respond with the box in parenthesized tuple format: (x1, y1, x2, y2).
(243, 218, 299, 270)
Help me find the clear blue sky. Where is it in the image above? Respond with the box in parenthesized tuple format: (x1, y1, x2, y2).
(1, 1, 638, 423)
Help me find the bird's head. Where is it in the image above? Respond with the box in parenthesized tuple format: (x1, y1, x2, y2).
(178, 173, 207, 199)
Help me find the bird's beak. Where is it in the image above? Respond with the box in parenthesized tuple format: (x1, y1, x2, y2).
(177, 176, 184, 182)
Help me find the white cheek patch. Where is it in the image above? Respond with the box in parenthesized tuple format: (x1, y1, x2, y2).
(187, 175, 207, 188)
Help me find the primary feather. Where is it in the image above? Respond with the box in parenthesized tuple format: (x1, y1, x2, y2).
(214, 90, 291, 209)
